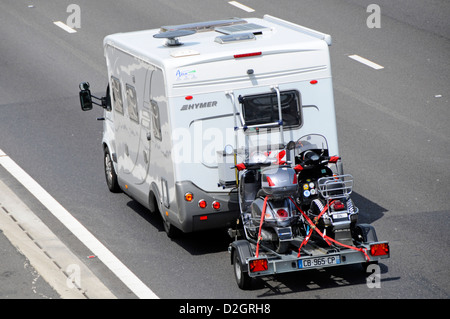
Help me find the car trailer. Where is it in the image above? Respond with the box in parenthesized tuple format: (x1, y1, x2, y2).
(229, 213, 390, 290)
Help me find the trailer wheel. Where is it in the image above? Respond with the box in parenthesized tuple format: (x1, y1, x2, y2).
(233, 250, 252, 290)
(104, 147, 121, 193)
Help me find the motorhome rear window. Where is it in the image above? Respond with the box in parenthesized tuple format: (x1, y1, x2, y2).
(240, 90, 301, 128)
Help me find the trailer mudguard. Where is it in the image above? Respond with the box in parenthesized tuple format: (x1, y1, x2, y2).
(229, 240, 253, 266)
(354, 224, 378, 244)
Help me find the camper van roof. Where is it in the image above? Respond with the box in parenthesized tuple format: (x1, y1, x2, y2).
(103, 15, 331, 69)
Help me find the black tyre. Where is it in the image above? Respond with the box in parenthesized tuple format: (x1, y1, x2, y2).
(233, 251, 252, 290)
(104, 147, 121, 193)
(274, 240, 290, 254)
(162, 216, 180, 238)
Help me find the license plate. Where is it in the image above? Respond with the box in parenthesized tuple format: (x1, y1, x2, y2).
(333, 212, 348, 219)
(298, 255, 341, 269)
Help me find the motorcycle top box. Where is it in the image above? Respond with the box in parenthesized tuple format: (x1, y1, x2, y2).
(261, 165, 297, 198)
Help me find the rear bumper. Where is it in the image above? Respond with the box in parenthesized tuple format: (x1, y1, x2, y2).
(246, 241, 389, 277)
(175, 181, 240, 232)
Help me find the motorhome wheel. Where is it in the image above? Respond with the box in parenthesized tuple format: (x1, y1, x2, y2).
(103, 147, 120, 193)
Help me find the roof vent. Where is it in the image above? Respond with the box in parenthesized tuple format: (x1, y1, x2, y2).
(214, 32, 256, 44)
(153, 30, 196, 46)
(215, 23, 270, 35)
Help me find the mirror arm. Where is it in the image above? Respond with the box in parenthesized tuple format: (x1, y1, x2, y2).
(91, 95, 107, 108)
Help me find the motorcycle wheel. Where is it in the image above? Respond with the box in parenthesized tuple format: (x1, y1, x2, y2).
(274, 239, 290, 254)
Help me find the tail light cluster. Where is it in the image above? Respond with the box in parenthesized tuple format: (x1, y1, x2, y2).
(370, 243, 390, 256)
(184, 192, 221, 210)
(249, 258, 268, 273)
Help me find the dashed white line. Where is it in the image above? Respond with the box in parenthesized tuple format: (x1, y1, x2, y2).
(348, 54, 384, 70)
(0, 149, 158, 299)
(53, 21, 77, 33)
(228, 1, 255, 13)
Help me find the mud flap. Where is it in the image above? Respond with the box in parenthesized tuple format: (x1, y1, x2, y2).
(229, 240, 253, 267)
(354, 224, 378, 244)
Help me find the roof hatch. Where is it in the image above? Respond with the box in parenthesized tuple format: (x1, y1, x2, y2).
(215, 23, 270, 35)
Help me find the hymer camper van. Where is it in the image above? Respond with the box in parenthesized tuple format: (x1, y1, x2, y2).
(79, 15, 339, 237)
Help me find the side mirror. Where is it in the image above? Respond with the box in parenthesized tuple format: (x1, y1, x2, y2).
(286, 140, 296, 150)
(79, 82, 93, 111)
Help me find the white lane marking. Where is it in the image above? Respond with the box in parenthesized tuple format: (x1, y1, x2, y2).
(0, 149, 159, 299)
(348, 54, 384, 70)
(53, 21, 77, 33)
(228, 1, 255, 12)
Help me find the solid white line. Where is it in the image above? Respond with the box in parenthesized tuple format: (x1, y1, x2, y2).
(0, 149, 158, 299)
(228, 1, 255, 12)
(348, 54, 384, 70)
(53, 21, 77, 33)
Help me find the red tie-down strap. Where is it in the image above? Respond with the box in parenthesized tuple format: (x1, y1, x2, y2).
(255, 196, 270, 258)
(288, 197, 370, 261)
(294, 199, 334, 257)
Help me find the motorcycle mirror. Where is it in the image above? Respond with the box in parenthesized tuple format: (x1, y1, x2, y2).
(286, 141, 295, 150)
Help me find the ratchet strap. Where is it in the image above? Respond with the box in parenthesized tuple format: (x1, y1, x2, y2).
(255, 196, 269, 258)
(289, 197, 370, 261)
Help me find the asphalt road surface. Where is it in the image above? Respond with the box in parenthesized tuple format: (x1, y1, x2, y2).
(0, 0, 449, 301)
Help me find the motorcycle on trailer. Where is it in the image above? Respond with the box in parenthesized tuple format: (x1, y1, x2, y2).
(229, 134, 390, 290)
(235, 142, 299, 255)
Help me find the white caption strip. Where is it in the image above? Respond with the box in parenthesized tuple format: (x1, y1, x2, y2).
(0, 149, 158, 299)
(53, 21, 77, 33)
(228, 1, 255, 12)
(348, 54, 384, 70)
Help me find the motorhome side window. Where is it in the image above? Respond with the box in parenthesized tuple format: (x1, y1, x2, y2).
(111, 76, 123, 114)
(126, 84, 139, 123)
(151, 100, 162, 140)
(240, 90, 301, 128)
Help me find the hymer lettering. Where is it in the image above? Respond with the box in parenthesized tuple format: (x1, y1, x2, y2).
(180, 101, 217, 111)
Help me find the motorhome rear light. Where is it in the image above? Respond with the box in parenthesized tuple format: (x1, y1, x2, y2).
(185, 95, 193, 100)
(198, 199, 207, 208)
(370, 243, 390, 256)
(200, 215, 208, 221)
(233, 52, 262, 59)
(310, 80, 318, 84)
(249, 258, 268, 273)
(266, 176, 275, 187)
(212, 201, 220, 210)
(184, 192, 193, 202)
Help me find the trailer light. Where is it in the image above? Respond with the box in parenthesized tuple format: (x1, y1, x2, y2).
(234, 52, 262, 59)
(370, 243, 390, 256)
(310, 80, 318, 84)
(198, 199, 207, 208)
(200, 215, 208, 221)
(212, 201, 220, 210)
(184, 192, 193, 202)
(249, 258, 268, 273)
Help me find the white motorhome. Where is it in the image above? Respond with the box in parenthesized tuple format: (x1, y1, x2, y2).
(79, 15, 339, 237)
